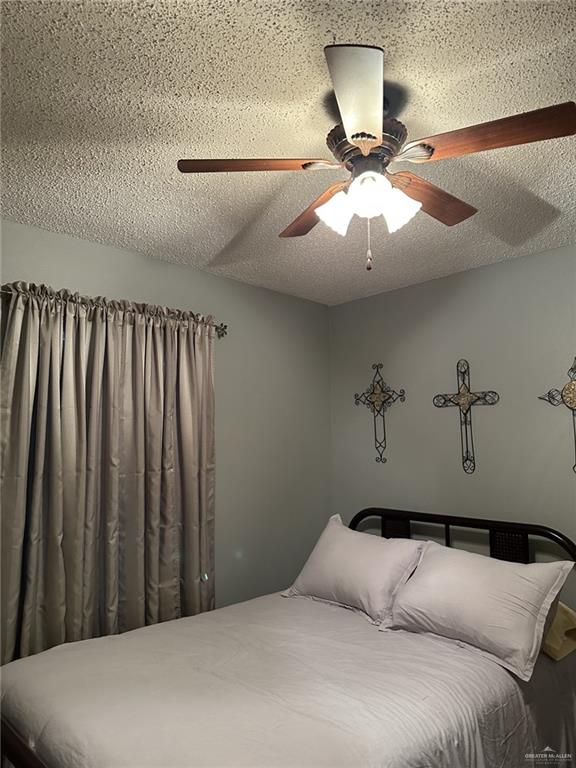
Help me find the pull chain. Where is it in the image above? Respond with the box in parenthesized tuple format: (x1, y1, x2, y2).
(366, 217, 373, 271)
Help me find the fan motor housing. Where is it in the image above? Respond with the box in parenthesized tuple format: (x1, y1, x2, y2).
(327, 117, 408, 168)
(349, 154, 387, 181)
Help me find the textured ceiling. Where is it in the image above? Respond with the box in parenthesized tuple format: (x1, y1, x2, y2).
(1, 0, 575, 305)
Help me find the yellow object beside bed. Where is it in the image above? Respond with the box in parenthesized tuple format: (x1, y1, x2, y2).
(543, 602, 576, 661)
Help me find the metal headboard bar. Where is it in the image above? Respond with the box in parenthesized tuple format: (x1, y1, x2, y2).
(1, 717, 49, 768)
(349, 507, 576, 563)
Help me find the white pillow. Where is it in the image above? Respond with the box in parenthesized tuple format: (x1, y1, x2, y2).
(386, 541, 573, 680)
(283, 514, 423, 625)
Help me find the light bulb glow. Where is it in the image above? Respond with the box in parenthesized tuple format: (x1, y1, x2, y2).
(316, 172, 422, 237)
(348, 172, 392, 218)
(381, 189, 422, 233)
(316, 190, 353, 236)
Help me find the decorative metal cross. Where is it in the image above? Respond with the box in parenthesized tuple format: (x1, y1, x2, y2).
(355, 363, 405, 463)
(539, 357, 576, 473)
(433, 359, 499, 474)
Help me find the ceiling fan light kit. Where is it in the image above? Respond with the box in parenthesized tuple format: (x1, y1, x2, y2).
(178, 42, 576, 264)
(317, 171, 422, 238)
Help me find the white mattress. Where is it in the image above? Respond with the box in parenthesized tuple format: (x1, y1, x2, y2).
(2, 593, 575, 768)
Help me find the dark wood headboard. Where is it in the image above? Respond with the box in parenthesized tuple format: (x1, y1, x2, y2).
(349, 507, 576, 563)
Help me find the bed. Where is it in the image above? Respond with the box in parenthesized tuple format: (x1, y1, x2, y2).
(2, 508, 576, 768)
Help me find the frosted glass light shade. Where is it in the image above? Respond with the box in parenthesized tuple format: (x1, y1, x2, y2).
(382, 189, 422, 233)
(348, 172, 391, 219)
(316, 191, 354, 236)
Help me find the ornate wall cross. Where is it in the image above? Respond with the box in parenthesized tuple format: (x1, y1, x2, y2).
(539, 357, 576, 473)
(433, 359, 499, 474)
(355, 363, 405, 463)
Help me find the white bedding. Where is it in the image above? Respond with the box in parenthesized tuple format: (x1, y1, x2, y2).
(2, 593, 575, 768)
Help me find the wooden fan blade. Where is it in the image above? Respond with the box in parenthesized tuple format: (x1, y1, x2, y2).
(387, 171, 477, 226)
(403, 102, 576, 162)
(279, 181, 349, 237)
(324, 45, 384, 155)
(177, 158, 339, 173)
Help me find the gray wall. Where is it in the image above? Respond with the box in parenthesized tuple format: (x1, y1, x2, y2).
(1, 220, 331, 608)
(329, 245, 576, 598)
(2, 220, 575, 607)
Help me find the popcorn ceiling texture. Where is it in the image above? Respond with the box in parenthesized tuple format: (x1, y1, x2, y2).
(1, 0, 575, 306)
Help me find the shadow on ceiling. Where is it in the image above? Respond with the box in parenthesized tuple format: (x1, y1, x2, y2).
(462, 161, 561, 246)
(322, 81, 410, 122)
(206, 177, 295, 268)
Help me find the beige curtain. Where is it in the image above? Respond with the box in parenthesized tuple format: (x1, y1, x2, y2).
(1, 283, 215, 665)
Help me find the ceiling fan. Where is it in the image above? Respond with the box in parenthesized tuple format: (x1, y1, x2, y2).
(178, 44, 576, 242)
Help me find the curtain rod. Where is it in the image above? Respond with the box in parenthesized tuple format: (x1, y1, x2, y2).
(0, 288, 228, 339)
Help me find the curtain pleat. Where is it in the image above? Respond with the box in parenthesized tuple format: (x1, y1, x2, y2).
(19, 295, 67, 657)
(1, 283, 216, 664)
(82, 305, 106, 639)
(144, 319, 163, 626)
(102, 308, 121, 637)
